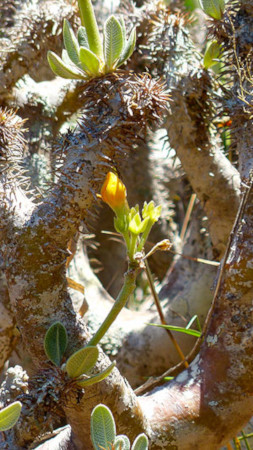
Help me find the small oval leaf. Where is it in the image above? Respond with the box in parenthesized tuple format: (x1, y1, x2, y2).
(63, 19, 80, 66)
(76, 361, 116, 387)
(91, 404, 116, 450)
(115, 435, 130, 450)
(0, 402, 22, 432)
(78, 26, 90, 49)
(47, 51, 84, 79)
(79, 47, 101, 75)
(132, 434, 149, 450)
(103, 15, 124, 70)
(116, 27, 136, 68)
(44, 321, 68, 366)
(199, 0, 225, 19)
(66, 346, 99, 378)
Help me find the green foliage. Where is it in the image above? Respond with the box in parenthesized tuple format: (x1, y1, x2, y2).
(199, 0, 225, 19)
(47, 51, 85, 79)
(44, 321, 68, 366)
(91, 404, 149, 450)
(0, 402, 22, 432)
(203, 40, 221, 68)
(48, 0, 136, 81)
(79, 47, 101, 75)
(76, 361, 116, 387)
(112, 199, 161, 262)
(66, 346, 99, 378)
(43, 323, 113, 386)
(91, 404, 116, 450)
(132, 434, 149, 450)
(115, 435, 131, 450)
(148, 323, 201, 337)
(103, 16, 124, 70)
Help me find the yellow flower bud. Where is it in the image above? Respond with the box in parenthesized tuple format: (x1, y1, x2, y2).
(101, 172, 128, 214)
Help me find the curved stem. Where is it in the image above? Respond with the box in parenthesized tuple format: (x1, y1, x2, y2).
(88, 265, 139, 346)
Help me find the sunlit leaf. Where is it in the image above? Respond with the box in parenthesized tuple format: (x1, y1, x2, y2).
(131, 434, 149, 450)
(76, 361, 115, 387)
(103, 15, 124, 70)
(199, 0, 225, 19)
(118, 16, 126, 42)
(63, 19, 80, 66)
(203, 40, 221, 68)
(61, 49, 74, 66)
(91, 404, 116, 450)
(0, 402, 22, 432)
(44, 321, 68, 366)
(79, 47, 101, 75)
(186, 315, 202, 332)
(115, 435, 130, 450)
(147, 323, 201, 337)
(77, 26, 90, 49)
(47, 51, 84, 79)
(116, 27, 136, 68)
(66, 346, 99, 378)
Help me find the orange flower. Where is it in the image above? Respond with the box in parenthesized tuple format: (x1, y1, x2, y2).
(101, 172, 128, 214)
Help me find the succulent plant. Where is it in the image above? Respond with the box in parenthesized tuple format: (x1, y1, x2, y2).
(91, 404, 149, 450)
(47, 0, 136, 80)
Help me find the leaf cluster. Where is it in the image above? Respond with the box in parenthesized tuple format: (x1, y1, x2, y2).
(47, 0, 136, 80)
(44, 322, 115, 388)
(91, 404, 149, 450)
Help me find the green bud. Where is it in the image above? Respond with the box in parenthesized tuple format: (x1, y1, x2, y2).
(114, 215, 129, 234)
(129, 213, 149, 235)
(142, 201, 161, 223)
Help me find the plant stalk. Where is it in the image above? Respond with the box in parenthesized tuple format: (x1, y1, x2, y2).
(78, 0, 103, 58)
(88, 265, 139, 346)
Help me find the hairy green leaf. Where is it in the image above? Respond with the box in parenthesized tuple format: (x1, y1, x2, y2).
(47, 51, 84, 79)
(78, 26, 90, 49)
(116, 27, 136, 68)
(79, 47, 101, 75)
(66, 346, 99, 378)
(199, 0, 225, 19)
(61, 49, 74, 66)
(148, 323, 201, 337)
(115, 435, 130, 450)
(132, 434, 149, 450)
(63, 19, 80, 66)
(0, 402, 22, 432)
(44, 321, 68, 366)
(118, 16, 126, 42)
(91, 404, 116, 450)
(103, 15, 124, 70)
(76, 361, 115, 387)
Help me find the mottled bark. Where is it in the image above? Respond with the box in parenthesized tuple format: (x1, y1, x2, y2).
(134, 4, 241, 257)
(0, 0, 74, 98)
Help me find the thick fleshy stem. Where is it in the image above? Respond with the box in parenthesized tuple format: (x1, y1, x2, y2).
(78, 0, 103, 58)
(87, 264, 139, 346)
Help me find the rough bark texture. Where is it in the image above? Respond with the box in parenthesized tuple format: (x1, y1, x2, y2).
(0, 0, 253, 448)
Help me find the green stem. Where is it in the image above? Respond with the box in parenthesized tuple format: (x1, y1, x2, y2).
(137, 221, 153, 252)
(78, 0, 103, 58)
(88, 266, 138, 346)
(128, 234, 138, 261)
